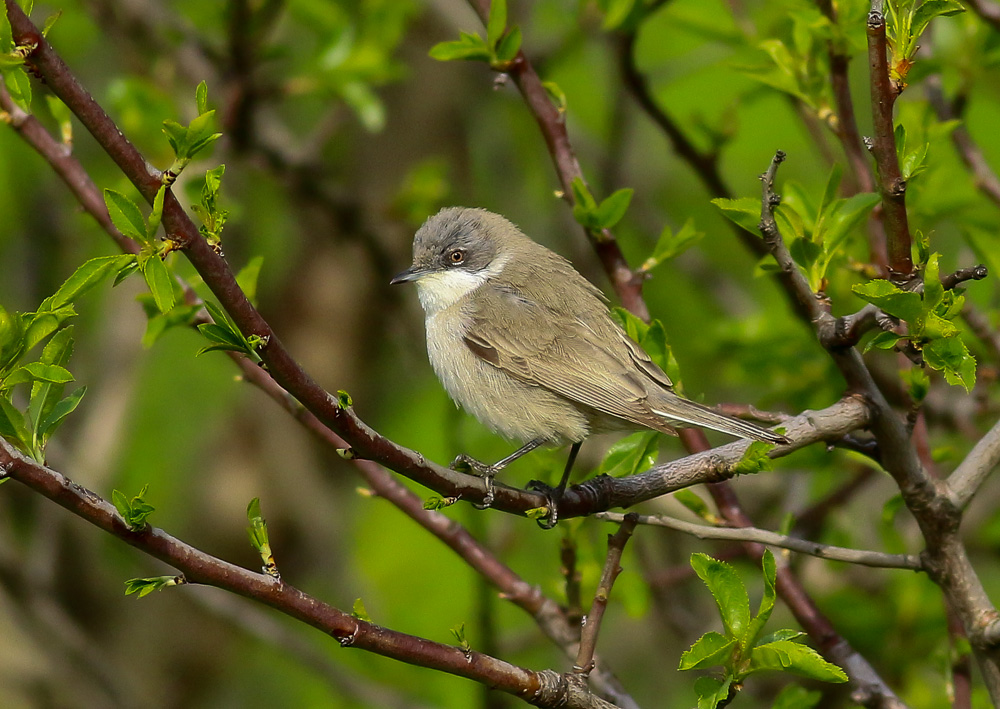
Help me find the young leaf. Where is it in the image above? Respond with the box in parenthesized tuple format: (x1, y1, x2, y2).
(693, 675, 733, 709)
(113, 485, 155, 531)
(236, 256, 264, 306)
(486, 0, 507, 48)
(596, 431, 659, 477)
(642, 219, 703, 271)
(851, 280, 923, 323)
(691, 553, 751, 640)
(38, 385, 86, 437)
(428, 32, 491, 62)
(678, 631, 737, 670)
(745, 549, 777, 647)
(104, 189, 148, 242)
(247, 497, 278, 577)
(195, 80, 209, 115)
(352, 598, 373, 622)
(748, 639, 847, 682)
(594, 187, 634, 229)
(140, 254, 177, 314)
(711, 197, 762, 237)
(39, 254, 136, 312)
(494, 25, 522, 63)
(124, 575, 183, 598)
(673, 489, 715, 521)
(924, 337, 976, 392)
(733, 440, 774, 475)
(863, 331, 903, 353)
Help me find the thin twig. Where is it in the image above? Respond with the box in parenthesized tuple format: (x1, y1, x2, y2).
(596, 512, 922, 570)
(866, 2, 914, 279)
(574, 514, 639, 676)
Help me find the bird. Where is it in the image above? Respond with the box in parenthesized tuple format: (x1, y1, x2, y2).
(391, 207, 788, 525)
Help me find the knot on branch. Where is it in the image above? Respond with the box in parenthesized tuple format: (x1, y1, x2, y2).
(528, 669, 569, 707)
(866, 9, 884, 30)
(571, 474, 616, 513)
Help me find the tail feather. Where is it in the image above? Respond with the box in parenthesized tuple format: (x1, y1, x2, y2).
(650, 397, 789, 445)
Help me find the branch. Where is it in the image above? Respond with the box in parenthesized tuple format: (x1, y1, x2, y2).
(574, 514, 639, 676)
(0, 437, 626, 708)
(866, 2, 914, 279)
(596, 512, 922, 570)
(0, 49, 637, 706)
(946, 417, 1000, 509)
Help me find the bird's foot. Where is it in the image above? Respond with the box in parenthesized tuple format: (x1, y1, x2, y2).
(526, 479, 562, 529)
(450, 454, 496, 509)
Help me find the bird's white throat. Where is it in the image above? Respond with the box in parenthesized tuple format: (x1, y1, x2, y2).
(415, 254, 510, 316)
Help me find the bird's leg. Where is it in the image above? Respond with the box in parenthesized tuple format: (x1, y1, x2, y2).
(527, 441, 582, 529)
(450, 438, 546, 509)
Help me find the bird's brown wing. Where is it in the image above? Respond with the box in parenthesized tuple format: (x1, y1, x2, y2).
(463, 284, 680, 434)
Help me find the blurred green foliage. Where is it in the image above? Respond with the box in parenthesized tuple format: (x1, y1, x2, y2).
(0, 0, 998, 706)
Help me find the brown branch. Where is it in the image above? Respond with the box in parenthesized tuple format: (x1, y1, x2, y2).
(759, 149, 1000, 703)
(0, 35, 647, 707)
(0, 437, 627, 708)
(574, 514, 639, 676)
(464, 0, 649, 320)
(866, 3, 913, 280)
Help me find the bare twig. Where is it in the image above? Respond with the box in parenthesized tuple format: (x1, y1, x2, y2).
(596, 511, 922, 570)
(866, 2, 914, 279)
(941, 265, 989, 291)
(574, 514, 639, 676)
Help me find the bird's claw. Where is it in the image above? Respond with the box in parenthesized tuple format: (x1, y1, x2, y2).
(526, 479, 560, 529)
(450, 454, 496, 509)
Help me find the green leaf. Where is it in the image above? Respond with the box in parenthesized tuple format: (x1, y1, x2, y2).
(772, 684, 822, 709)
(140, 253, 177, 314)
(745, 549, 777, 646)
(7, 362, 74, 386)
(694, 675, 732, 709)
(863, 330, 903, 353)
(0, 397, 29, 447)
(486, 0, 507, 48)
(597, 431, 659, 477)
(911, 0, 965, 40)
(104, 189, 147, 242)
(642, 219, 703, 271)
(602, 0, 636, 30)
(494, 25, 522, 63)
(733, 440, 774, 475)
(817, 192, 880, 255)
(124, 575, 182, 598)
(851, 280, 923, 323)
(113, 485, 155, 531)
(594, 187, 634, 229)
(195, 80, 209, 115)
(673, 489, 714, 521)
(38, 385, 86, 437)
(691, 553, 750, 640)
(428, 32, 491, 62)
(39, 255, 136, 312)
(924, 337, 976, 392)
(147, 185, 166, 241)
(712, 197, 762, 237)
(352, 598, 373, 622)
(337, 389, 353, 408)
(679, 631, 737, 670)
(236, 256, 265, 307)
(142, 304, 202, 348)
(748, 639, 847, 682)
(923, 252, 944, 312)
(161, 119, 188, 155)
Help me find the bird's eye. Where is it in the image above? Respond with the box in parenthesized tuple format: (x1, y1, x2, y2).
(448, 249, 466, 265)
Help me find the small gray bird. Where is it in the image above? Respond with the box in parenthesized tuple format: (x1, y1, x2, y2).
(392, 207, 787, 523)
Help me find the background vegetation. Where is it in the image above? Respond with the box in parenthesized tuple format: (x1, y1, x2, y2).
(1, 0, 999, 706)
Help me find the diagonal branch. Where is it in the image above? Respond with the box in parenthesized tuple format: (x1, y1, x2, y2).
(946, 417, 1000, 510)
(0, 435, 626, 708)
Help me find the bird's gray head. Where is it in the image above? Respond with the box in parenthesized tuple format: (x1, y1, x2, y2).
(391, 207, 521, 314)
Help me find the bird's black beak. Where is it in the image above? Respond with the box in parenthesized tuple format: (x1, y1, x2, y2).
(390, 266, 426, 285)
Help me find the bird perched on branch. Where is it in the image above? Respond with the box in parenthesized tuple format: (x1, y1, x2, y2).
(392, 207, 788, 525)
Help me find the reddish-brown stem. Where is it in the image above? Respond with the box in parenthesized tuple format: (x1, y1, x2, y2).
(866, 5, 913, 279)
(574, 514, 638, 676)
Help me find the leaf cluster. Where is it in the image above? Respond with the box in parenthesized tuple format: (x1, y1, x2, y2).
(680, 551, 847, 708)
(428, 0, 522, 70)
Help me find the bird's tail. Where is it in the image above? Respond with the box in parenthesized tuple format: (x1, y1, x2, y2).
(650, 395, 789, 445)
